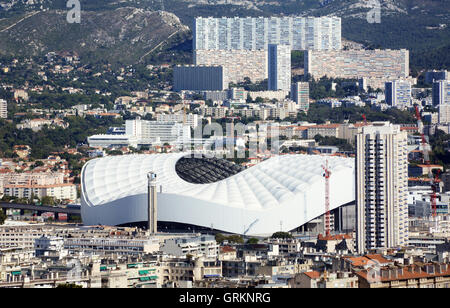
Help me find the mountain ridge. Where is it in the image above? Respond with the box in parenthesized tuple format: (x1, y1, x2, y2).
(0, 7, 190, 65)
(0, 1, 448, 70)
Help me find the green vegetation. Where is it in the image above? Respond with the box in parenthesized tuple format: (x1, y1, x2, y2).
(293, 76, 362, 100)
(271, 232, 293, 239)
(215, 233, 244, 244)
(28, 92, 111, 110)
(1, 1, 448, 71)
(1, 195, 59, 206)
(41, 196, 57, 206)
(0, 8, 190, 67)
(0, 116, 123, 159)
(246, 238, 259, 244)
(297, 104, 416, 125)
(291, 50, 304, 68)
(229, 77, 267, 92)
(314, 135, 354, 152)
(0, 55, 174, 98)
(341, 16, 450, 73)
(429, 130, 450, 169)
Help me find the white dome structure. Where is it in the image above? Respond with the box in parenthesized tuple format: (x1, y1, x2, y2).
(81, 153, 355, 236)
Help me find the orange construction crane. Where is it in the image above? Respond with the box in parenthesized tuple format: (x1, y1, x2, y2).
(322, 160, 332, 236)
(431, 170, 441, 217)
(415, 105, 440, 217)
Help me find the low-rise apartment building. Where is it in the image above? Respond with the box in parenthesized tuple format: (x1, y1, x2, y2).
(356, 263, 450, 288)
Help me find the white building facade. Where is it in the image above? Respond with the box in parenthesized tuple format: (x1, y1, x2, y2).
(194, 16, 341, 51)
(0, 99, 7, 119)
(88, 119, 191, 148)
(268, 44, 291, 92)
(355, 122, 409, 254)
(385, 80, 412, 107)
(291, 82, 309, 112)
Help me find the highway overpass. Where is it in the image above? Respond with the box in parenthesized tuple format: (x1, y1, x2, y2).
(0, 202, 80, 219)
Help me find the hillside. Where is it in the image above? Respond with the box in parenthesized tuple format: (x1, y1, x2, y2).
(0, 7, 190, 65)
(0, 0, 448, 70)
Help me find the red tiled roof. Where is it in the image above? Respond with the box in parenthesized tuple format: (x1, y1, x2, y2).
(344, 256, 373, 267)
(304, 271, 321, 279)
(365, 254, 392, 265)
(311, 124, 340, 129)
(356, 264, 450, 282)
(318, 233, 352, 241)
(221, 246, 236, 253)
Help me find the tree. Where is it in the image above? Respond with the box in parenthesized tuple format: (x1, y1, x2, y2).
(215, 233, 226, 244)
(41, 196, 56, 206)
(215, 233, 244, 244)
(271, 232, 293, 239)
(0, 209, 6, 225)
(247, 238, 259, 244)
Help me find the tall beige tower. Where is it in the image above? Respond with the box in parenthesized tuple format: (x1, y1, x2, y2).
(147, 172, 158, 234)
(355, 122, 408, 254)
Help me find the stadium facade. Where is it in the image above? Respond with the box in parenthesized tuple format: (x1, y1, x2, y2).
(81, 153, 355, 236)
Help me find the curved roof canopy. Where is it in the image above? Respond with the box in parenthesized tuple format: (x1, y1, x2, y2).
(81, 153, 355, 235)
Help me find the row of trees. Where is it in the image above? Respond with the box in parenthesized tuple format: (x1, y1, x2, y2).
(1, 195, 60, 206)
(297, 104, 416, 125)
(214, 231, 294, 245)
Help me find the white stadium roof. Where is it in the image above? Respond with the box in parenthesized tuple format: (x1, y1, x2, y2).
(81, 153, 355, 236)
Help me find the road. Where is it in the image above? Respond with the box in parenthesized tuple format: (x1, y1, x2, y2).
(0, 11, 40, 33)
(0, 202, 80, 215)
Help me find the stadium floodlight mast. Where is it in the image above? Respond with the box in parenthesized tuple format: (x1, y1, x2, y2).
(322, 160, 332, 236)
(147, 172, 158, 234)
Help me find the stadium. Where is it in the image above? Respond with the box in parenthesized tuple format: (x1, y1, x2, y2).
(81, 153, 355, 236)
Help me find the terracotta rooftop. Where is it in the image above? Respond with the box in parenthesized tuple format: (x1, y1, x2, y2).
(311, 124, 341, 129)
(317, 233, 352, 241)
(356, 263, 450, 282)
(345, 256, 373, 267)
(220, 246, 236, 253)
(365, 254, 392, 265)
(304, 271, 321, 279)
